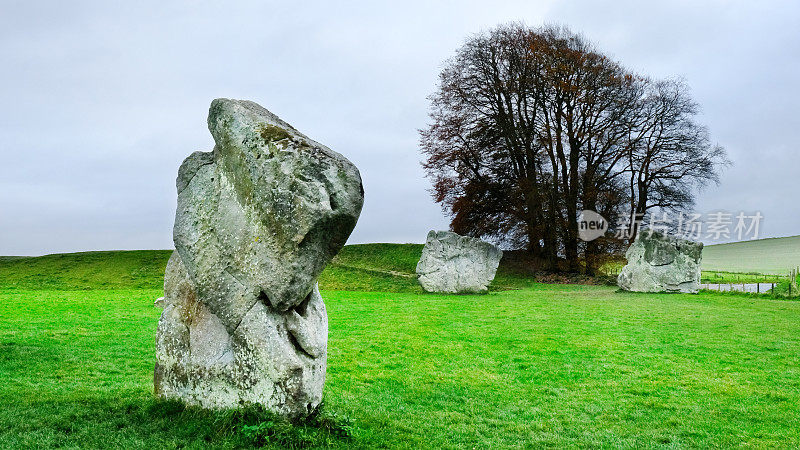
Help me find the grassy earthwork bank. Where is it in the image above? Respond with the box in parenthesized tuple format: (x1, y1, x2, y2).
(1, 245, 799, 447)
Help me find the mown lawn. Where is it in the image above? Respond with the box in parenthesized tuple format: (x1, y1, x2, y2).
(1, 285, 798, 448)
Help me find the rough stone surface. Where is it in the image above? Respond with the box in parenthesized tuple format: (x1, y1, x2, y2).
(155, 99, 363, 416)
(617, 230, 703, 293)
(416, 231, 502, 293)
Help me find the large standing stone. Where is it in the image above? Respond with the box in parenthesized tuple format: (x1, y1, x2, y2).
(155, 99, 363, 416)
(617, 230, 703, 293)
(416, 230, 502, 293)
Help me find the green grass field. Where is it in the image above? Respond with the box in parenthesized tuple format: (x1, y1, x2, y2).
(702, 235, 800, 275)
(700, 271, 786, 284)
(1, 245, 799, 447)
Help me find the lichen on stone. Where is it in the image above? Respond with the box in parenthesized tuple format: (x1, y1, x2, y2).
(258, 123, 293, 143)
(617, 230, 703, 293)
(416, 230, 502, 293)
(155, 99, 364, 417)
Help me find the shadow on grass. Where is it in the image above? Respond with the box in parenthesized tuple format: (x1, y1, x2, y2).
(0, 396, 356, 448)
(144, 398, 356, 448)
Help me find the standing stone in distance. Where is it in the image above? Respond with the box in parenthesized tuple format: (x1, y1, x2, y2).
(155, 99, 363, 417)
(416, 230, 503, 293)
(617, 230, 703, 293)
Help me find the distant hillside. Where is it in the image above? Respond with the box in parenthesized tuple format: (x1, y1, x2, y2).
(0, 246, 422, 292)
(0, 245, 429, 292)
(0, 250, 173, 290)
(11, 237, 794, 291)
(702, 235, 800, 275)
(0, 243, 539, 292)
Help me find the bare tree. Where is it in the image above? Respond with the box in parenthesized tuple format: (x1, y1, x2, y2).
(622, 78, 730, 239)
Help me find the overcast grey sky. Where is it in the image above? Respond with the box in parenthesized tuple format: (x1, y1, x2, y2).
(1, 1, 798, 255)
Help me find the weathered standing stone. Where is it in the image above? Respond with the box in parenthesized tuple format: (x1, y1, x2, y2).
(155, 99, 363, 416)
(617, 230, 703, 293)
(416, 230, 502, 293)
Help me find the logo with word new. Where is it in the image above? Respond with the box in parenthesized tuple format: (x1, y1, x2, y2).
(578, 210, 607, 242)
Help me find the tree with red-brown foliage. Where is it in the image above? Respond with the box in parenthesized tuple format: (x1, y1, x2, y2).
(420, 23, 727, 273)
